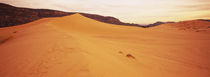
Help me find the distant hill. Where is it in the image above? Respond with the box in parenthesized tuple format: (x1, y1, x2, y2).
(146, 21, 175, 27)
(0, 3, 74, 27)
(198, 19, 210, 22)
(0, 3, 143, 28)
(80, 13, 142, 27)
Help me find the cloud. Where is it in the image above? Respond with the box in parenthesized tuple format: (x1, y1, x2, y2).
(178, 3, 210, 12)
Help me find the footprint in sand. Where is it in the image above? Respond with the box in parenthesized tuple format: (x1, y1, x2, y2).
(118, 51, 136, 59)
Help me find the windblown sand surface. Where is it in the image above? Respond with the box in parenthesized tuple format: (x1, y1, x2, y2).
(0, 14, 210, 77)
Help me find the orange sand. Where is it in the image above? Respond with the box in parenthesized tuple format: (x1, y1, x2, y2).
(0, 14, 209, 77)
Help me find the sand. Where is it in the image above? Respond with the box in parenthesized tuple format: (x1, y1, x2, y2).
(0, 14, 209, 77)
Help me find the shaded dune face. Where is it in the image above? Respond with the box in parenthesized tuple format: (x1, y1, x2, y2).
(0, 14, 210, 77)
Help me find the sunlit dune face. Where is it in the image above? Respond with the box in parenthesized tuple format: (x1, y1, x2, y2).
(1, 0, 210, 24)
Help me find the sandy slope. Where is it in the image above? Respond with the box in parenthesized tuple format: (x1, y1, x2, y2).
(0, 14, 210, 77)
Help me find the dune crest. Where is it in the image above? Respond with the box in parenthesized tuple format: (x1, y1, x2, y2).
(0, 14, 210, 77)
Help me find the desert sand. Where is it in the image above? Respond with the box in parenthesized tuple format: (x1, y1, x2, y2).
(0, 14, 209, 77)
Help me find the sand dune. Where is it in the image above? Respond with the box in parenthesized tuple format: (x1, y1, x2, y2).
(0, 14, 209, 77)
(151, 20, 210, 32)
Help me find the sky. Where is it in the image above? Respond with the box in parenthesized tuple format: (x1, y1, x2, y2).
(1, 0, 210, 24)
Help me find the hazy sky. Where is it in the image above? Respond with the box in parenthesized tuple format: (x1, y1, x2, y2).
(1, 0, 210, 24)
